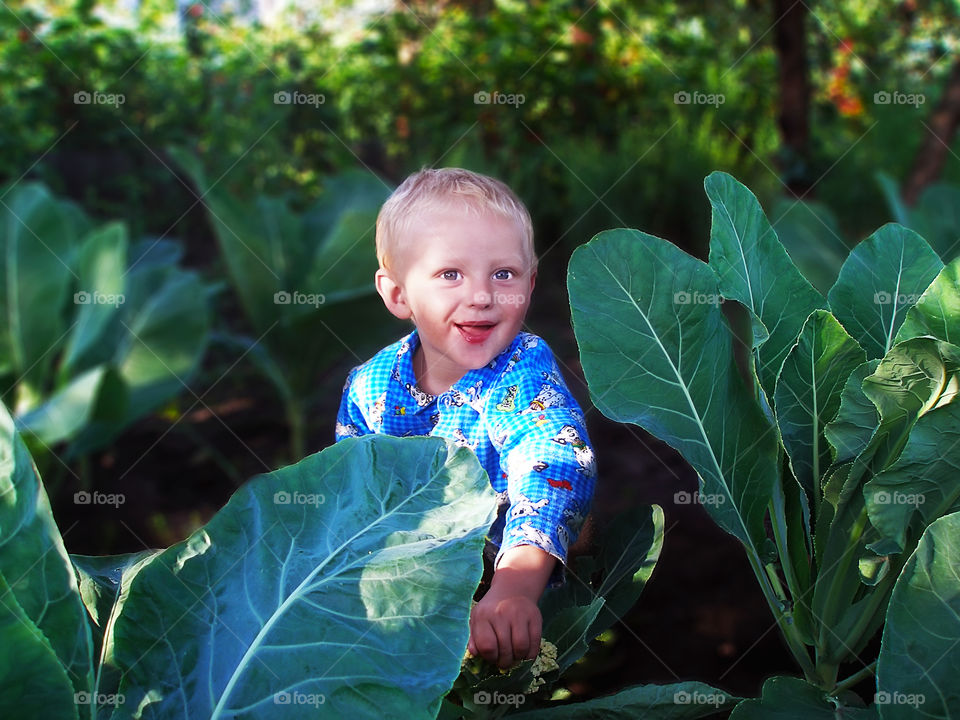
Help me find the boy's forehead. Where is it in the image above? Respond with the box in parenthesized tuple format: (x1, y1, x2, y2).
(400, 205, 530, 259)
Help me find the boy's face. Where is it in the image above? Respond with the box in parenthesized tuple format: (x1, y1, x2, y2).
(375, 205, 536, 393)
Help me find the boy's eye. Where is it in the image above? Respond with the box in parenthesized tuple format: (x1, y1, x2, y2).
(493, 269, 514, 281)
(441, 270, 461, 281)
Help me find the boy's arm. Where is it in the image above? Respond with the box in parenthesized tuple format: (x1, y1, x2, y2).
(471, 398, 596, 666)
(468, 545, 555, 668)
(334, 368, 374, 441)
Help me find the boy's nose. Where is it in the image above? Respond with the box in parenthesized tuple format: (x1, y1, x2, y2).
(468, 281, 493, 308)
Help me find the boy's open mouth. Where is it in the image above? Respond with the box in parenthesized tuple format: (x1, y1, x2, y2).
(456, 321, 497, 344)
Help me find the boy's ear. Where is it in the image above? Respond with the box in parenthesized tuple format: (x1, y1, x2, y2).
(375, 267, 412, 320)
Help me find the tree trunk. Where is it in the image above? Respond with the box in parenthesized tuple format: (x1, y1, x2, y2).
(773, 0, 811, 197)
(901, 60, 960, 206)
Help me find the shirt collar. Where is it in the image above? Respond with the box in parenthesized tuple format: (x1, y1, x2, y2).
(393, 330, 522, 412)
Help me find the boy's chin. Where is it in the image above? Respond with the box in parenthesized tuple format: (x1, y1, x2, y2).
(464, 343, 514, 370)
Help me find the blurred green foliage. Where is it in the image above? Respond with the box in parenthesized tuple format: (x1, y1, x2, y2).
(0, 181, 211, 470)
(5, 0, 956, 260)
(1, 0, 959, 479)
(172, 149, 403, 459)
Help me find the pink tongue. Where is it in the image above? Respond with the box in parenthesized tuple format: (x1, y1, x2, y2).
(459, 325, 493, 342)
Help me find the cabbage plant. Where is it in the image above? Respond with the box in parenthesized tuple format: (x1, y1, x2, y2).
(568, 171, 960, 717)
(0, 397, 505, 719)
(0, 182, 211, 460)
(171, 150, 404, 460)
(878, 172, 960, 264)
(0, 388, 736, 720)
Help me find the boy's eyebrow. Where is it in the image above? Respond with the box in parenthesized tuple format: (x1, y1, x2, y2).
(423, 255, 531, 270)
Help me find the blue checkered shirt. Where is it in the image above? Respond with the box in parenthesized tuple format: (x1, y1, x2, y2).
(335, 330, 595, 571)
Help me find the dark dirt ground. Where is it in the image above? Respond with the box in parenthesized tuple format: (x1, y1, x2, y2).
(46, 233, 848, 716)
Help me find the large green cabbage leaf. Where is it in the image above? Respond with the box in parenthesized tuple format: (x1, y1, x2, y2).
(109, 435, 496, 719)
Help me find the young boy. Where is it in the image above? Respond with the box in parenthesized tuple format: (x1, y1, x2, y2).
(335, 168, 596, 669)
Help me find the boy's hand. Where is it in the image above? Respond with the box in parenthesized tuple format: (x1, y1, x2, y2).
(468, 545, 556, 668)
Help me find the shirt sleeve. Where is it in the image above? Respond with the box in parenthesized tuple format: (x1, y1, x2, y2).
(487, 354, 596, 571)
(335, 367, 373, 442)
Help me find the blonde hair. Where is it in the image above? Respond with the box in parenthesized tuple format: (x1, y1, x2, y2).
(375, 167, 535, 274)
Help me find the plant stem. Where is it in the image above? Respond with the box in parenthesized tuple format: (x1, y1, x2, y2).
(745, 548, 818, 682)
(815, 506, 869, 658)
(769, 483, 807, 624)
(817, 662, 838, 690)
(832, 660, 877, 695)
(838, 568, 895, 658)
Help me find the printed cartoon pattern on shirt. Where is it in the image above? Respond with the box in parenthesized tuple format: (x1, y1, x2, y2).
(511, 492, 549, 518)
(563, 503, 586, 533)
(551, 424, 597, 477)
(452, 427, 477, 450)
(335, 421, 359, 438)
(405, 382, 434, 407)
(334, 329, 596, 575)
(496, 385, 518, 412)
(447, 380, 484, 412)
(509, 522, 560, 557)
(523, 383, 566, 413)
(369, 392, 387, 431)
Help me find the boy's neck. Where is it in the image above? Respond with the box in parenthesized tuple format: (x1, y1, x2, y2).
(413, 345, 461, 396)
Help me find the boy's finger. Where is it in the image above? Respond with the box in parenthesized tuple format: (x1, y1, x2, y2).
(511, 622, 531, 664)
(493, 622, 514, 668)
(527, 617, 542, 660)
(472, 621, 499, 663)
